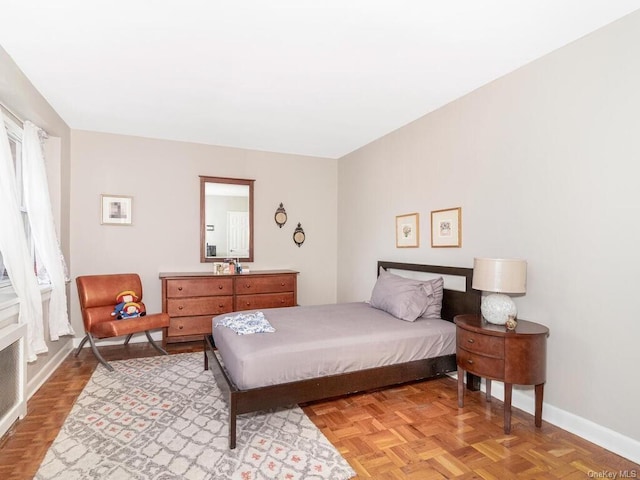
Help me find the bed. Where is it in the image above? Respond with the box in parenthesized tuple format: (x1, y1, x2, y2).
(204, 261, 481, 449)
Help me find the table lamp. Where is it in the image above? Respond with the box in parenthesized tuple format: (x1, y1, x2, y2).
(472, 258, 527, 325)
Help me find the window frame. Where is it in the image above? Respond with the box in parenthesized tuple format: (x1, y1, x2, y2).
(0, 115, 31, 288)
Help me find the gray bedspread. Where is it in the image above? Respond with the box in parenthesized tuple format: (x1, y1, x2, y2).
(211, 301, 456, 390)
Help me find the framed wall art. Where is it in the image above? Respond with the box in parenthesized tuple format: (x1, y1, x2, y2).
(101, 194, 133, 225)
(431, 207, 461, 248)
(396, 213, 419, 248)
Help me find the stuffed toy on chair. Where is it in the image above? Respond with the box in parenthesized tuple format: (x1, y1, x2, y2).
(112, 290, 147, 319)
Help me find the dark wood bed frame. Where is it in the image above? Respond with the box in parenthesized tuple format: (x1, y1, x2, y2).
(204, 261, 481, 448)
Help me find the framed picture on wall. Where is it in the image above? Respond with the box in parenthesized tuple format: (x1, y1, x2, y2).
(431, 207, 461, 247)
(101, 194, 133, 225)
(396, 213, 419, 248)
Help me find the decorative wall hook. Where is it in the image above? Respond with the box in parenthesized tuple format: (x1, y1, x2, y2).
(274, 203, 287, 228)
(293, 222, 305, 247)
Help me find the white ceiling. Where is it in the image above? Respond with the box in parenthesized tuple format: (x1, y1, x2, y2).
(1, 1, 639, 159)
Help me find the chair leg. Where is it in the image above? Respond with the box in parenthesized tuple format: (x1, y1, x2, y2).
(145, 331, 168, 355)
(124, 333, 134, 345)
(74, 334, 89, 357)
(86, 333, 114, 372)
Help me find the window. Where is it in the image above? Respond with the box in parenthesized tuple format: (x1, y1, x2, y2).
(0, 115, 31, 286)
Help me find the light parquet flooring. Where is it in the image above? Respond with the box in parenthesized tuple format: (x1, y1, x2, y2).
(1, 342, 638, 480)
(303, 381, 639, 479)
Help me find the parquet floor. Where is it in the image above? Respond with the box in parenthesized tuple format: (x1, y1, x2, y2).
(0, 342, 637, 479)
(304, 382, 639, 479)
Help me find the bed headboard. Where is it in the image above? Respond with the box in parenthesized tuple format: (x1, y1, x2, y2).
(377, 261, 481, 322)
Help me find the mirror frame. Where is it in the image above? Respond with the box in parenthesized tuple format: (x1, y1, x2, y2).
(200, 175, 255, 263)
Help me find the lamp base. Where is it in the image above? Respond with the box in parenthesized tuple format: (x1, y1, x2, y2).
(481, 293, 517, 325)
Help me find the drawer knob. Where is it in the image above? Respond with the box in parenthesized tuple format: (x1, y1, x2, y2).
(246, 302, 251, 306)
(467, 359, 474, 365)
(218, 285, 224, 290)
(281, 282, 285, 286)
(245, 284, 251, 288)
(218, 303, 224, 308)
(467, 338, 474, 344)
(178, 286, 183, 291)
(179, 325, 184, 330)
(178, 305, 183, 310)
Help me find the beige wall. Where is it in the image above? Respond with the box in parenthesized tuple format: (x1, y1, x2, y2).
(338, 11, 640, 451)
(69, 130, 338, 336)
(0, 46, 73, 385)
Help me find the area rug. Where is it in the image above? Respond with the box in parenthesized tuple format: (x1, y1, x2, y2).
(35, 353, 355, 480)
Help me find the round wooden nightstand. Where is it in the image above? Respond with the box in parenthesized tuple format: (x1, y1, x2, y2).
(454, 314, 549, 433)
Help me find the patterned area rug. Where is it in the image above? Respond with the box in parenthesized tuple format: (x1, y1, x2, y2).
(35, 353, 355, 480)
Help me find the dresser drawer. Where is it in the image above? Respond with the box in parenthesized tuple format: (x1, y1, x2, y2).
(166, 278, 233, 297)
(457, 328, 504, 358)
(167, 296, 233, 317)
(234, 275, 295, 295)
(167, 315, 214, 337)
(457, 348, 505, 379)
(235, 292, 295, 311)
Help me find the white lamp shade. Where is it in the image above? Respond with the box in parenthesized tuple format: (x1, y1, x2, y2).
(472, 258, 527, 294)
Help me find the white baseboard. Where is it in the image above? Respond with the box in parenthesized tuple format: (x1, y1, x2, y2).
(449, 372, 640, 465)
(27, 340, 74, 400)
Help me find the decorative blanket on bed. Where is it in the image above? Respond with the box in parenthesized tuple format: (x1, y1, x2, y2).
(215, 311, 276, 335)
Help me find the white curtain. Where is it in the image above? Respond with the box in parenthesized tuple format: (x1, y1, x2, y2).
(0, 112, 47, 361)
(22, 121, 74, 340)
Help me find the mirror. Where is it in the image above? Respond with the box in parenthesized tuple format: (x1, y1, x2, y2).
(200, 176, 254, 263)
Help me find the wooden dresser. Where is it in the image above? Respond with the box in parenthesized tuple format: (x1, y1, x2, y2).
(159, 270, 298, 345)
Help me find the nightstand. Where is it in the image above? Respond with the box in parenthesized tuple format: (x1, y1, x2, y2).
(454, 314, 549, 433)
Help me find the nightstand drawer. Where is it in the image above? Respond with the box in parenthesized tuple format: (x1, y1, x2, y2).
(457, 328, 504, 358)
(457, 348, 504, 379)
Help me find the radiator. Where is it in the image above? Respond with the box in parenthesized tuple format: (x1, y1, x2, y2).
(0, 322, 27, 439)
